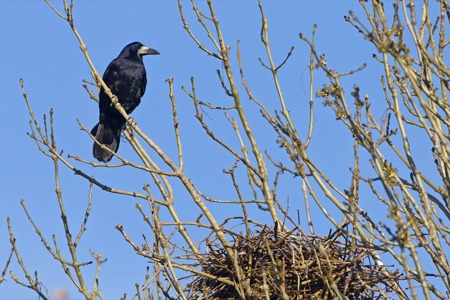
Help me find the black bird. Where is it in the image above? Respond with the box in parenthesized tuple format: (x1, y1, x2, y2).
(91, 42, 159, 162)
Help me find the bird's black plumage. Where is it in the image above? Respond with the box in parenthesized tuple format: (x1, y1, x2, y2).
(91, 42, 159, 162)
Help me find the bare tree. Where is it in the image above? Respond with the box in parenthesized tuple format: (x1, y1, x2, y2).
(4, 0, 450, 299)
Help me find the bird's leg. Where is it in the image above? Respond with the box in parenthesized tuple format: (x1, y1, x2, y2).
(126, 116, 137, 127)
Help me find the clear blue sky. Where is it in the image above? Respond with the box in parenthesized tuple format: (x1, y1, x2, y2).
(0, 1, 426, 299)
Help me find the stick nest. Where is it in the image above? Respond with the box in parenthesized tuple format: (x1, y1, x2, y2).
(186, 225, 403, 299)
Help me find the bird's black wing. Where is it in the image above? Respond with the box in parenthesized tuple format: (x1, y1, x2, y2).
(100, 57, 147, 116)
(114, 58, 147, 114)
(98, 58, 124, 127)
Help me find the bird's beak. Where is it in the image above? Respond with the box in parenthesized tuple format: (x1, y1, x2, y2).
(138, 46, 160, 56)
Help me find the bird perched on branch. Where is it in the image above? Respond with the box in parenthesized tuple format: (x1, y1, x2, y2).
(91, 42, 159, 162)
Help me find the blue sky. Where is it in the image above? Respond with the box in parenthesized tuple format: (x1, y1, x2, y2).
(0, 1, 427, 299)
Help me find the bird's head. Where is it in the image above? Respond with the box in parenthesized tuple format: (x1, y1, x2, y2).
(118, 42, 160, 60)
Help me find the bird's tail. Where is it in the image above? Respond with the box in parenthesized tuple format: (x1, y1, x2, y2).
(91, 123, 121, 163)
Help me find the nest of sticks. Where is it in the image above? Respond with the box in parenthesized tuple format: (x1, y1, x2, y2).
(186, 224, 403, 299)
